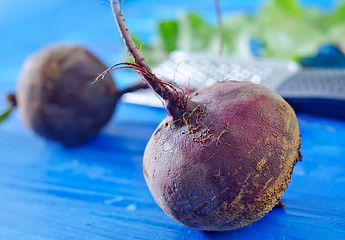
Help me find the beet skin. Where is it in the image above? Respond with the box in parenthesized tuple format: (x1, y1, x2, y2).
(17, 44, 117, 145)
(143, 81, 301, 231)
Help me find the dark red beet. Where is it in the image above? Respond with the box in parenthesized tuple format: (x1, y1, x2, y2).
(16, 44, 140, 145)
(109, 0, 301, 231)
(143, 81, 301, 231)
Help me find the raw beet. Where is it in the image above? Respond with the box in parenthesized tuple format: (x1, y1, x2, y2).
(16, 44, 118, 145)
(143, 81, 301, 231)
(109, 0, 301, 231)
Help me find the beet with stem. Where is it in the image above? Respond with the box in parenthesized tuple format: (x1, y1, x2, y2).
(109, 0, 302, 231)
(12, 44, 146, 145)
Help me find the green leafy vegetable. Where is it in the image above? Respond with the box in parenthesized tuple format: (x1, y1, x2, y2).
(255, 0, 327, 59)
(330, 1, 345, 25)
(274, 0, 302, 16)
(131, 0, 345, 65)
(158, 20, 179, 52)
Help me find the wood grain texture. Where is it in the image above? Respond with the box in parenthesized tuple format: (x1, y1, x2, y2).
(1, 104, 345, 239)
(0, 0, 344, 239)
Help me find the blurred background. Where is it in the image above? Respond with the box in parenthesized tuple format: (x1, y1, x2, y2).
(1, 0, 344, 92)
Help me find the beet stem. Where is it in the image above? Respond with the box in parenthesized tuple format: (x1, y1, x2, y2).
(117, 81, 148, 97)
(110, 0, 193, 120)
(6, 93, 17, 108)
(110, 0, 151, 72)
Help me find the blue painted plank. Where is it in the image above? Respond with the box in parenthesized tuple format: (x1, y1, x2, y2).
(1, 108, 345, 239)
(0, 1, 345, 239)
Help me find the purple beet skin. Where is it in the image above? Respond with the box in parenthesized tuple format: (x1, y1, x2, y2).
(143, 81, 301, 231)
(17, 44, 118, 145)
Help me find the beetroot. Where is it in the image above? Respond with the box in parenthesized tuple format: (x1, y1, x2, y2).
(109, 0, 301, 231)
(14, 44, 145, 145)
(143, 81, 301, 231)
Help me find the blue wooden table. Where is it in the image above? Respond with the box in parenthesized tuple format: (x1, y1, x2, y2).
(1, 1, 345, 239)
